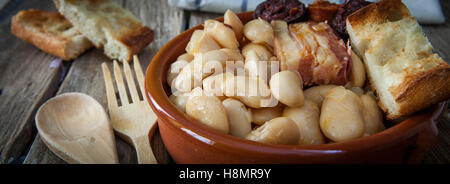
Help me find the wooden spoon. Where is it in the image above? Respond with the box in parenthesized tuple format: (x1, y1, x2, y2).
(35, 93, 119, 164)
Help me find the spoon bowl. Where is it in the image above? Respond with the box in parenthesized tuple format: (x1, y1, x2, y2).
(36, 92, 119, 164)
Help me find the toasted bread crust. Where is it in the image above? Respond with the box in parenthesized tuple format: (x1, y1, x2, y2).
(347, 0, 411, 31)
(12, 10, 69, 60)
(347, 0, 450, 119)
(11, 9, 92, 60)
(389, 64, 450, 119)
(53, 0, 153, 61)
(116, 26, 154, 61)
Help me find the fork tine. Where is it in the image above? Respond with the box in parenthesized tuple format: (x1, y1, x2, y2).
(122, 59, 140, 103)
(133, 55, 146, 99)
(101, 63, 118, 109)
(113, 60, 129, 105)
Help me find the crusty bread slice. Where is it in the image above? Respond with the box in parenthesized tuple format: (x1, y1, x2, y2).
(53, 0, 154, 62)
(346, 0, 450, 119)
(11, 9, 93, 60)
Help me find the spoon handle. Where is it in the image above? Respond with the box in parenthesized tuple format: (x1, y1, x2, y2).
(133, 135, 157, 164)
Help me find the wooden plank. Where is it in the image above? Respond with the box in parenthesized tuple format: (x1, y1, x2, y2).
(420, 0, 450, 164)
(16, 0, 450, 164)
(188, 11, 222, 28)
(422, 0, 450, 60)
(23, 0, 184, 164)
(0, 0, 65, 164)
(422, 114, 450, 164)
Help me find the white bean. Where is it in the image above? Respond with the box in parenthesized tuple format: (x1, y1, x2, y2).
(173, 62, 201, 93)
(222, 75, 272, 108)
(244, 50, 271, 83)
(200, 49, 229, 64)
(283, 100, 325, 145)
(167, 60, 189, 87)
(242, 43, 272, 61)
(200, 50, 228, 77)
(320, 86, 365, 142)
(188, 87, 204, 99)
(349, 51, 366, 88)
(186, 30, 221, 55)
(251, 103, 284, 125)
(169, 93, 190, 112)
(202, 72, 234, 100)
(177, 53, 194, 62)
(243, 18, 274, 46)
(360, 94, 385, 136)
(186, 92, 229, 134)
(173, 50, 228, 92)
(222, 98, 252, 138)
(224, 60, 246, 76)
(303, 85, 337, 108)
(269, 71, 305, 107)
(245, 117, 299, 145)
(224, 9, 244, 44)
(220, 48, 244, 61)
(204, 20, 239, 49)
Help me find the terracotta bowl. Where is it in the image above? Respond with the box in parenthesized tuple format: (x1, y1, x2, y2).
(145, 12, 447, 163)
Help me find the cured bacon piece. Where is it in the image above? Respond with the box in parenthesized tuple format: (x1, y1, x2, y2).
(274, 21, 351, 86)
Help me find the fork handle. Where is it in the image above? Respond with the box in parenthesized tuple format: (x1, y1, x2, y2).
(133, 135, 157, 164)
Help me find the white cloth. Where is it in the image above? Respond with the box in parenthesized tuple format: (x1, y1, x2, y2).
(168, 0, 445, 24)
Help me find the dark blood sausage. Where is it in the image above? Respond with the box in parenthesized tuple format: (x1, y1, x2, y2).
(332, 0, 372, 40)
(254, 0, 308, 24)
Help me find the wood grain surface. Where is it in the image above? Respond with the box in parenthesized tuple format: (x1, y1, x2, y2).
(23, 0, 184, 164)
(420, 0, 450, 164)
(188, 11, 221, 28)
(0, 0, 62, 164)
(0, 0, 448, 164)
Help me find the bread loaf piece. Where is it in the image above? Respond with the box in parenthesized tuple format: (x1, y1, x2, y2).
(11, 9, 93, 60)
(53, 0, 154, 62)
(346, 0, 450, 119)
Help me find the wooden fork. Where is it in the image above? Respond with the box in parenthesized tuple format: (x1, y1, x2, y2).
(101, 56, 157, 164)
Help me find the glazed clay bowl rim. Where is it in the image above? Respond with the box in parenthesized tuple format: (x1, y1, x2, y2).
(145, 11, 447, 157)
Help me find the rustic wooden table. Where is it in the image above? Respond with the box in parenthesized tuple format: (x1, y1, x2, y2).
(0, 0, 448, 164)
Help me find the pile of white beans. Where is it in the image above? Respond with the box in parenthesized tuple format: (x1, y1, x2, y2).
(166, 10, 385, 145)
